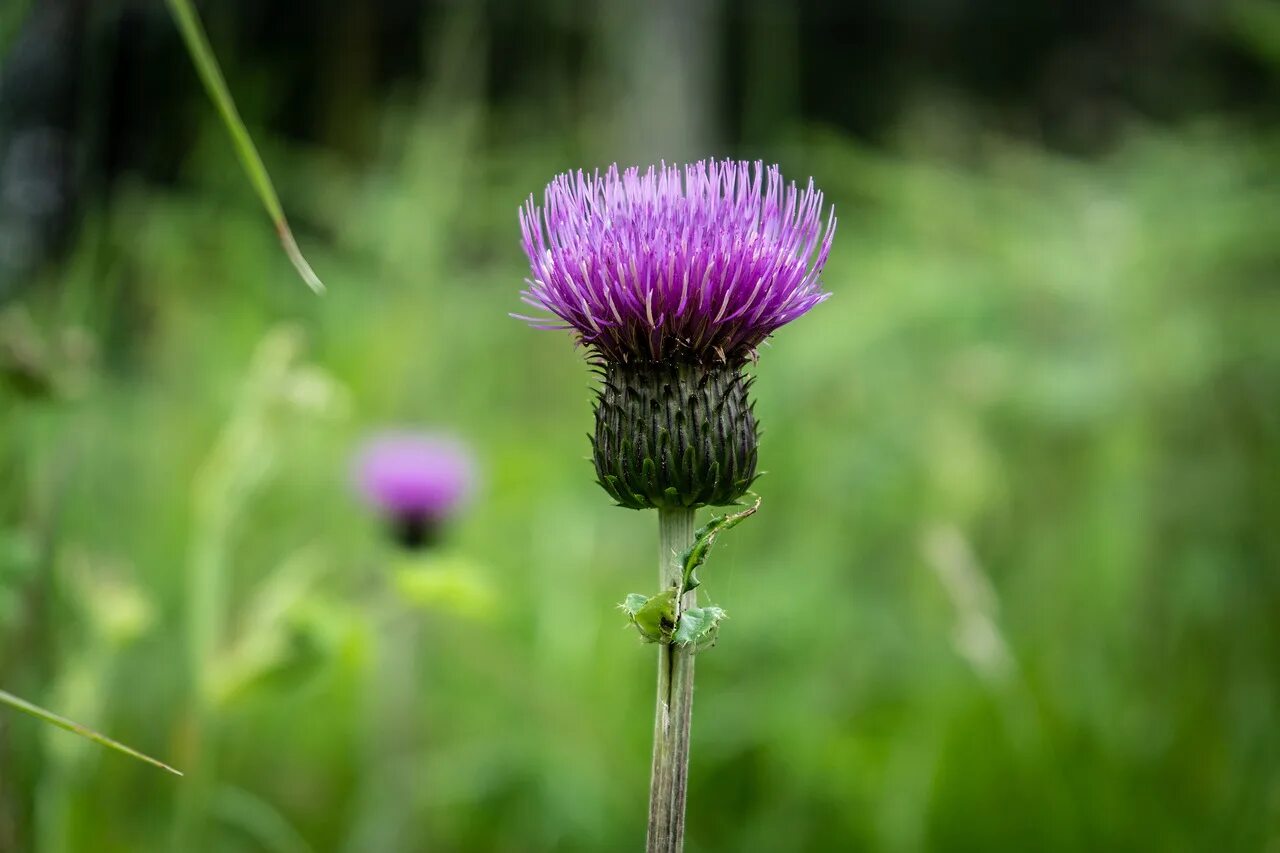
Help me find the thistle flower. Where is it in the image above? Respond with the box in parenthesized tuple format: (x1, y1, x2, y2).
(354, 432, 474, 549)
(516, 159, 835, 852)
(518, 159, 834, 364)
(518, 159, 835, 509)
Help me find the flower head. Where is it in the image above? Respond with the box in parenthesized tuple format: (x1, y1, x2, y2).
(518, 159, 835, 364)
(354, 432, 474, 546)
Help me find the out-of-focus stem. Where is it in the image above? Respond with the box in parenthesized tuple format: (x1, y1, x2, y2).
(343, 564, 425, 851)
(647, 507, 696, 853)
(171, 508, 228, 850)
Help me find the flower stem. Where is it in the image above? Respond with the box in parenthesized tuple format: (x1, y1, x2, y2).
(648, 506, 697, 853)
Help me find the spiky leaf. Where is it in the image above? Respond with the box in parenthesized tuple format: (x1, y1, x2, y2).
(673, 606, 727, 649)
(680, 493, 761, 593)
(620, 589, 676, 643)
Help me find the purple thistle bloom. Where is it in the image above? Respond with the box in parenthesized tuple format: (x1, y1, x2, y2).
(517, 159, 835, 363)
(354, 433, 475, 547)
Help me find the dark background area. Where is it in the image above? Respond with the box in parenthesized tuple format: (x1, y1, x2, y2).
(3, 0, 1278, 292)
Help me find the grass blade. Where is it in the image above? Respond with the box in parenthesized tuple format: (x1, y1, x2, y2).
(164, 0, 324, 294)
(0, 688, 183, 777)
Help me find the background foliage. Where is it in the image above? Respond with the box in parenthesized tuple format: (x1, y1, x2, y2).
(1, 2, 1278, 851)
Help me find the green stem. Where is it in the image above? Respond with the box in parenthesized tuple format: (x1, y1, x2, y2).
(170, 519, 224, 851)
(647, 507, 697, 853)
(343, 574, 425, 851)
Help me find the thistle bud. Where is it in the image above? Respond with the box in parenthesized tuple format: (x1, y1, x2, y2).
(594, 360, 756, 509)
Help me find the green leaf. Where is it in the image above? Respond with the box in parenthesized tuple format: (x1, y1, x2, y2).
(393, 556, 497, 620)
(679, 493, 761, 593)
(164, 0, 324, 293)
(0, 689, 182, 776)
(673, 606, 727, 649)
(620, 589, 675, 643)
(620, 593, 651, 617)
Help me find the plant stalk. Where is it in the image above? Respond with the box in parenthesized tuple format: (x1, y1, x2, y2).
(647, 506, 697, 853)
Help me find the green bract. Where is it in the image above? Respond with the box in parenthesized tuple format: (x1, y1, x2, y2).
(593, 360, 757, 510)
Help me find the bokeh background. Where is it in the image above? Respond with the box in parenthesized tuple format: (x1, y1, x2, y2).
(2, 1, 1279, 851)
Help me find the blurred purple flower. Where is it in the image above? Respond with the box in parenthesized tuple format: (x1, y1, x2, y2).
(517, 159, 836, 364)
(354, 433, 474, 547)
